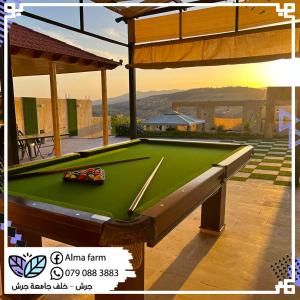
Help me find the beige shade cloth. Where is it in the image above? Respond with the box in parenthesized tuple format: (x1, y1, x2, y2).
(134, 0, 300, 43)
(239, 0, 299, 30)
(132, 26, 300, 69)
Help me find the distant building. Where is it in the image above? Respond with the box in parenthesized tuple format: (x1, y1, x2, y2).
(143, 112, 205, 132)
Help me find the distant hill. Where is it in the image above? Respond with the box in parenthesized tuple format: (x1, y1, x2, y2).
(93, 87, 267, 119)
(92, 89, 180, 106)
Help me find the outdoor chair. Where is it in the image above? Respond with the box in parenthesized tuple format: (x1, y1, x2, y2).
(17, 129, 38, 160)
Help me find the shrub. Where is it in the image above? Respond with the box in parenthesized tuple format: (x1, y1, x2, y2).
(243, 122, 251, 133)
(112, 114, 144, 137)
(216, 125, 225, 133)
(166, 127, 176, 132)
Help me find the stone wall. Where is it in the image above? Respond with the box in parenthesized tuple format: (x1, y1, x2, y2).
(14, 97, 110, 138)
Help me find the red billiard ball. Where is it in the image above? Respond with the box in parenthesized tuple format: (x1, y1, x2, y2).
(79, 174, 87, 181)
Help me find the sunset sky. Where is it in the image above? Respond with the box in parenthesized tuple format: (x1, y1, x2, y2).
(10, 0, 300, 100)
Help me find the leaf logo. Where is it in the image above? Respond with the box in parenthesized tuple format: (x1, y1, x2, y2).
(9, 255, 47, 278)
(8, 256, 26, 278)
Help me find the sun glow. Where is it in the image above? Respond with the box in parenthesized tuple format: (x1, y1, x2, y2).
(264, 58, 300, 86)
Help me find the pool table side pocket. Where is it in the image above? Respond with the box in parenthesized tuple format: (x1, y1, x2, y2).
(78, 139, 141, 157)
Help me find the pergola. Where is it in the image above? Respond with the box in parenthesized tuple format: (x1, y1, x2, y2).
(3, 0, 300, 164)
(2, 23, 120, 165)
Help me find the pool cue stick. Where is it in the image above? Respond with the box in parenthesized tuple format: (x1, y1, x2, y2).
(128, 157, 164, 216)
(8, 156, 150, 180)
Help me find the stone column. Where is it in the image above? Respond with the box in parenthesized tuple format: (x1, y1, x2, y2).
(196, 106, 203, 118)
(172, 103, 179, 112)
(242, 105, 249, 130)
(202, 105, 215, 131)
(251, 105, 263, 133)
(264, 95, 275, 138)
(244, 104, 263, 133)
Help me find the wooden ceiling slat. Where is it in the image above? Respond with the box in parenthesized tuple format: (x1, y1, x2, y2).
(10, 24, 121, 76)
(91, 0, 175, 18)
(120, 0, 172, 18)
(91, 0, 130, 16)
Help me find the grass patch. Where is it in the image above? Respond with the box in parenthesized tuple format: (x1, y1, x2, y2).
(256, 145, 272, 149)
(247, 161, 260, 165)
(262, 158, 284, 163)
(239, 168, 254, 173)
(284, 157, 291, 161)
(256, 165, 280, 171)
(279, 171, 292, 176)
(253, 155, 265, 159)
(272, 148, 288, 151)
(274, 181, 291, 186)
(230, 176, 247, 182)
(282, 163, 292, 167)
(249, 173, 277, 180)
(254, 149, 269, 152)
(267, 153, 285, 157)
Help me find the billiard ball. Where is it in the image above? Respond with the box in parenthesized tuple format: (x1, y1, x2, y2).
(88, 174, 95, 181)
(94, 174, 101, 181)
(79, 174, 87, 181)
(64, 172, 71, 179)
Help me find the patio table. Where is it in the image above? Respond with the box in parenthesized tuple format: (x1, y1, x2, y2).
(18, 133, 69, 160)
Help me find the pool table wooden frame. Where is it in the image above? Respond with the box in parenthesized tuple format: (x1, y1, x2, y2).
(1, 138, 253, 300)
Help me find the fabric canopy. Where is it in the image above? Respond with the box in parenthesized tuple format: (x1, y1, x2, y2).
(132, 25, 300, 69)
(134, 0, 300, 43)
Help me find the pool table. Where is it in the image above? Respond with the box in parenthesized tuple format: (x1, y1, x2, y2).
(2, 138, 253, 299)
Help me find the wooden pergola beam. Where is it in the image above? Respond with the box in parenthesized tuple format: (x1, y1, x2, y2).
(32, 50, 43, 58)
(10, 46, 20, 55)
(101, 69, 109, 146)
(69, 57, 80, 64)
(2, 39, 19, 165)
(120, 0, 171, 19)
(22, 11, 128, 48)
(52, 54, 64, 61)
(49, 61, 61, 156)
(83, 59, 93, 66)
(115, 0, 224, 22)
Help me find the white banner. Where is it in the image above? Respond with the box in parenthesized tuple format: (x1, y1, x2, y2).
(5, 247, 135, 294)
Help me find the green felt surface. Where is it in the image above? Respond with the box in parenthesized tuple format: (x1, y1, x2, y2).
(8, 141, 241, 220)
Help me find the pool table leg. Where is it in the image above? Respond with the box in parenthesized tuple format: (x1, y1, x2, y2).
(200, 182, 226, 235)
(0, 229, 42, 300)
(95, 243, 144, 300)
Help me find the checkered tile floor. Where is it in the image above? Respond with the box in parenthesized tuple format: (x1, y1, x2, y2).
(227, 139, 291, 186)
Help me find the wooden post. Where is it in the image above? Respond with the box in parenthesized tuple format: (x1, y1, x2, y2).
(101, 69, 109, 146)
(4, 37, 19, 165)
(49, 61, 61, 156)
(264, 88, 276, 138)
(296, 87, 300, 187)
(128, 19, 137, 139)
